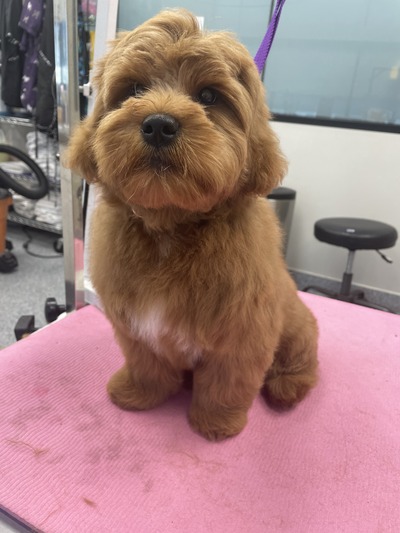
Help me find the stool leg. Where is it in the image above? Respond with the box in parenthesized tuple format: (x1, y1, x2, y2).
(0, 194, 13, 255)
(340, 250, 355, 296)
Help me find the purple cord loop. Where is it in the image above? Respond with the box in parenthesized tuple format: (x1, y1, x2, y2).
(254, 0, 286, 74)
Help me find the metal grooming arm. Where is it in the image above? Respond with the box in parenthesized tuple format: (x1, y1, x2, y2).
(54, 0, 84, 313)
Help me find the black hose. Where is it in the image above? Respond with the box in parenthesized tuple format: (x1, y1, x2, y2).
(0, 144, 49, 200)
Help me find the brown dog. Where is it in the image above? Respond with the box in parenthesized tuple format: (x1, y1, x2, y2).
(68, 9, 318, 441)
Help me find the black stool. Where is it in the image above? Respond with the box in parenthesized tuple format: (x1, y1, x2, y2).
(267, 187, 296, 256)
(0, 189, 18, 273)
(304, 217, 398, 312)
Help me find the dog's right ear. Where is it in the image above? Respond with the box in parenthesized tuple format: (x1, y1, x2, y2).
(65, 57, 107, 183)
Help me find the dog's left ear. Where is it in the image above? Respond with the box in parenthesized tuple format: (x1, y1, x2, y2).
(241, 67, 288, 196)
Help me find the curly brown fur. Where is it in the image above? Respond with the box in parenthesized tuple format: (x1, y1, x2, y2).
(67, 9, 318, 441)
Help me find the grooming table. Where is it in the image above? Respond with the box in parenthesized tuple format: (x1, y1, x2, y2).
(0, 293, 399, 533)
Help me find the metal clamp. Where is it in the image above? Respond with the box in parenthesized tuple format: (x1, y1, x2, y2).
(79, 82, 93, 97)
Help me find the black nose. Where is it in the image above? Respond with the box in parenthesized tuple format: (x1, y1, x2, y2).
(141, 114, 180, 148)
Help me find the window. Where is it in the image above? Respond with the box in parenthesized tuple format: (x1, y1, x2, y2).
(263, 0, 400, 132)
(117, 0, 273, 58)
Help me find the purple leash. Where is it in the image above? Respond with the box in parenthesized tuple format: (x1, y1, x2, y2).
(254, 0, 286, 74)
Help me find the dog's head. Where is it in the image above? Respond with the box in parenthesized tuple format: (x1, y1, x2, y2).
(68, 9, 287, 216)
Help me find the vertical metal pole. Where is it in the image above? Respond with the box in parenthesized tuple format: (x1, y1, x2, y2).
(53, 0, 85, 312)
(340, 250, 356, 296)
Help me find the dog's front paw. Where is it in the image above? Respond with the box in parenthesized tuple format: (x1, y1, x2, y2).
(188, 406, 247, 441)
(107, 367, 168, 411)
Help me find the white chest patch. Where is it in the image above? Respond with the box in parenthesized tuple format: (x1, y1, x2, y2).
(129, 305, 202, 368)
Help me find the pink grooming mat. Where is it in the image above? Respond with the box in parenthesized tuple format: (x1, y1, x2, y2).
(0, 293, 399, 532)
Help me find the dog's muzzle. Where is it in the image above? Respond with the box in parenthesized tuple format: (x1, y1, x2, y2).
(141, 114, 180, 149)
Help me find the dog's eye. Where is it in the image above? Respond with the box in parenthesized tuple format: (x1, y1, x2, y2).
(198, 87, 218, 105)
(130, 83, 147, 98)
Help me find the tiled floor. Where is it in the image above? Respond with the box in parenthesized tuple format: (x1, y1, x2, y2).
(0, 223, 65, 348)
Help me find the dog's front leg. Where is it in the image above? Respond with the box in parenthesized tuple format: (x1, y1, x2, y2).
(107, 327, 183, 411)
(189, 352, 271, 441)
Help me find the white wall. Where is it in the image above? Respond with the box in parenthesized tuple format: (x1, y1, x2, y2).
(272, 122, 400, 296)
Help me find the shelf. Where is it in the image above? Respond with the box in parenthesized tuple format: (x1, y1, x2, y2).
(8, 212, 62, 235)
(0, 115, 33, 127)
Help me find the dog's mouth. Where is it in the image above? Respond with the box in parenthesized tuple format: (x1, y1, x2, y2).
(149, 155, 175, 175)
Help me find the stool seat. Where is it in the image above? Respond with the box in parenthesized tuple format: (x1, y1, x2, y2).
(267, 186, 296, 200)
(315, 218, 398, 250)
